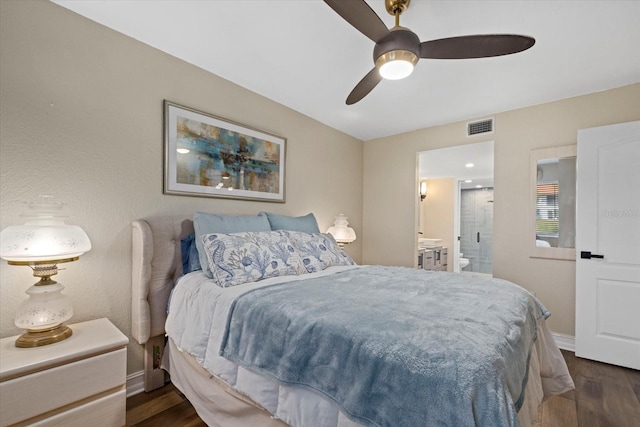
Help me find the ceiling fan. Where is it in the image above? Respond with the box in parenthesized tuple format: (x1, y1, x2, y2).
(324, 0, 535, 105)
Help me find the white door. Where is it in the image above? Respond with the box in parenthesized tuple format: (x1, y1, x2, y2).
(575, 120, 640, 370)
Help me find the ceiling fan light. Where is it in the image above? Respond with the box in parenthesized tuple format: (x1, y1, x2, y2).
(376, 50, 418, 80)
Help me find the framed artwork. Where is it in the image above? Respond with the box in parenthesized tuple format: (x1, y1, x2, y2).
(163, 100, 286, 202)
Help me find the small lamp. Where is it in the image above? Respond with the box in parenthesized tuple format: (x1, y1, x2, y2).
(0, 197, 91, 347)
(419, 181, 427, 201)
(326, 214, 356, 248)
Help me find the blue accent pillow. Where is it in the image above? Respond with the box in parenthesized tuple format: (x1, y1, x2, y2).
(259, 212, 320, 233)
(180, 233, 202, 275)
(193, 212, 271, 278)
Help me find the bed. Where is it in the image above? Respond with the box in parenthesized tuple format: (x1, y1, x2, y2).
(131, 214, 574, 427)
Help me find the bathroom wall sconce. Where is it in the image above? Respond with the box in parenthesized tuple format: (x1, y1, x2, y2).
(326, 214, 356, 248)
(419, 181, 427, 202)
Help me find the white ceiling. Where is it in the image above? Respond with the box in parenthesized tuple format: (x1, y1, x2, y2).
(419, 141, 494, 188)
(52, 0, 640, 142)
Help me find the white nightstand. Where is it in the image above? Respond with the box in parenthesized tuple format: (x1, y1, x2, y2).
(0, 318, 128, 427)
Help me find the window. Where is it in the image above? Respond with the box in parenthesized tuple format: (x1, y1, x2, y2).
(536, 183, 559, 236)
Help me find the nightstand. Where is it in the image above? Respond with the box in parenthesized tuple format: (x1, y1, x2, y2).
(0, 318, 128, 427)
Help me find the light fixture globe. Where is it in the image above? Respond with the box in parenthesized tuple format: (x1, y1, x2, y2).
(376, 50, 419, 80)
(1, 198, 91, 262)
(1, 224, 91, 262)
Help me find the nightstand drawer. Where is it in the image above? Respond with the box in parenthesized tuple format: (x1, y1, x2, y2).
(0, 348, 126, 426)
(21, 388, 126, 427)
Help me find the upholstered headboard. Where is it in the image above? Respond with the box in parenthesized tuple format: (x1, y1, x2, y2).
(131, 216, 194, 391)
(130, 212, 324, 391)
(131, 216, 194, 345)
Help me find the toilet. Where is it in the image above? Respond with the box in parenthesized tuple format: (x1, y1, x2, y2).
(459, 253, 470, 269)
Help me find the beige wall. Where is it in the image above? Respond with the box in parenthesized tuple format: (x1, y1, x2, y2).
(363, 83, 640, 336)
(0, 1, 363, 375)
(420, 178, 455, 272)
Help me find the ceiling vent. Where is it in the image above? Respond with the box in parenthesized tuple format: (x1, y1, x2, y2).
(467, 118, 494, 137)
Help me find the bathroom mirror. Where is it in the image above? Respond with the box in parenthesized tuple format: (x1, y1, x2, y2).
(530, 145, 577, 260)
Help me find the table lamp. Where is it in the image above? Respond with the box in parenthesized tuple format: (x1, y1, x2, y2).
(0, 197, 91, 347)
(326, 214, 356, 248)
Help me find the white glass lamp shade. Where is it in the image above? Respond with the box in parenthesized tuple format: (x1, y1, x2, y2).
(326, 214, 356, 246)
(0, 224, 91, 262)
(0, 199, 91, 262)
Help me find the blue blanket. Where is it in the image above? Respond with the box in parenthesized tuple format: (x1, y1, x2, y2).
(220, 266, 547, 427)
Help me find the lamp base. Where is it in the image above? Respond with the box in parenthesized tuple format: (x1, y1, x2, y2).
(15, 324, 72, 348)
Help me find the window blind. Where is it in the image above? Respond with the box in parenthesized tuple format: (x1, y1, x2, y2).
(536, 183, 559, 235)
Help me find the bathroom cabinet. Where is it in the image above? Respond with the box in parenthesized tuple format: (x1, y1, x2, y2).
(420, 247, 448, 271)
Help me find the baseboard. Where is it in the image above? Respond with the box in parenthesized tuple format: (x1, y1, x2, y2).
(552, 332, 576, 352)
(126, 370, 145, 397)
(125, 333, 577, 397)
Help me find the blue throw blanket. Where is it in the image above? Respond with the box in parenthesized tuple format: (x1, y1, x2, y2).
(220, 266, 547, 427)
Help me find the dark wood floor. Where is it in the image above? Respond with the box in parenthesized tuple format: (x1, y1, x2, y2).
(126, 350, 640, 427)
(125, 383, 206, 427)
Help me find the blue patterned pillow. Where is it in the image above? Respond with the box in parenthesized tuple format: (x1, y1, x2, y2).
(202, 231, 307, 288)
(281, 231, 355, 273)
(193, 212, 271, 278)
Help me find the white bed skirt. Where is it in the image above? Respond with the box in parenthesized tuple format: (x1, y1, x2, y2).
(165, 336, 549, 427)
(166, 337, 288, 427)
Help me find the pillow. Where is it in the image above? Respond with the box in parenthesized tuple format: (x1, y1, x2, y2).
(193, 212, 271, 278)
(201, 231, 307, 287)
(281, 231, 355, 273)
(180, 233, 202, 274)
(259, 212, 320, 233)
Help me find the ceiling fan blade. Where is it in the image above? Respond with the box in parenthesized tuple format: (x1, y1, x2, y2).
(324, 0, 389, 43)
(420, 34, 535, 59)
(346, 68, 383, 105)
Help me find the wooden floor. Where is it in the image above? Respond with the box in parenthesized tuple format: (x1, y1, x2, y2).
(125, 383, 206, 427)
(126, 350, 640, 427)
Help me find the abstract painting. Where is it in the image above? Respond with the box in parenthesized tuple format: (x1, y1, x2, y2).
(164, 101, 286, 202)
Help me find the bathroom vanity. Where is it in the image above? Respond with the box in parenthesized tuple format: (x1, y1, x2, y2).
(418, 239, 448, 271)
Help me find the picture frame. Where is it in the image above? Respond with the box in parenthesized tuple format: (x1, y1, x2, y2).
(163, 100, 286, 202)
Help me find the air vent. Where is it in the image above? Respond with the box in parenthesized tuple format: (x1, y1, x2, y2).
(467, 118, 494, 136)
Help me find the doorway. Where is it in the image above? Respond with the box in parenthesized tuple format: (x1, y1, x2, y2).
(418, 141, 494, 274)
(460, 187, 494, 274)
